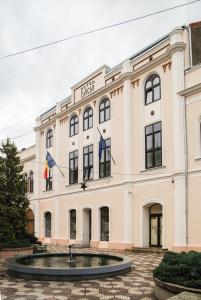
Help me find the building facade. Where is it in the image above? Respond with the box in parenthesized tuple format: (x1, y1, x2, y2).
(21, 22, 201, 251)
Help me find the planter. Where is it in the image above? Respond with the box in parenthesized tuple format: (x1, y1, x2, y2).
(154, 277, 201, 300)
(0, 246, 33, 259)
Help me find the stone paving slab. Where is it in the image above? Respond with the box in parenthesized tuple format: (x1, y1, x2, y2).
(0, 245, 163, 299)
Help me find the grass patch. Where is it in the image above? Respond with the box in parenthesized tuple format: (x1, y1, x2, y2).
(154, 251, 201, 289)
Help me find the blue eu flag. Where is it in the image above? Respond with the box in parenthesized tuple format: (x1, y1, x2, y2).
(99, 136, 107, 161)
(46, 151, 56, 168)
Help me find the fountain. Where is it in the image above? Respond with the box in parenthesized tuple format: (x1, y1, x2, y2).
(6, 244, 132, 281)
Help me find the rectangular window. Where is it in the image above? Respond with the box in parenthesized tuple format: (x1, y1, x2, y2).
(69, 150, 78, 184)
(46, 169, 53, 191)
(83, 145, 93, 181)
(145, 122, 162, 169)
(99, 138, 111, 178)
(190, 21, 201, 66)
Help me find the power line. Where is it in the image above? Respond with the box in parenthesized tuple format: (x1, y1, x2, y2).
(0, 0, 200, 60)
(0, 130, 33, 142)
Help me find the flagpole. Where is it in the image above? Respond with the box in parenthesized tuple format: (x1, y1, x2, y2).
(97, 127, 116, 165)
(56, 165, 65, 177)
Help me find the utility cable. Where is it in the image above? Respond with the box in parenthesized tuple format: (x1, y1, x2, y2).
(0, 0, 200, 60)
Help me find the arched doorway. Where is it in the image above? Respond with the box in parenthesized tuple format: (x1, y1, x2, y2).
(69, 209, 76, 240)
(44, 212, 51, 238)
(142, 202, 163, 248)
(83, 208, 91, 244)
(26, 208, 34, 235)
(100, 206, 109, 241)
(149, 204, 162, 247)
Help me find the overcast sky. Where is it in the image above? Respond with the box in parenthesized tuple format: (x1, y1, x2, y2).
(0, 0, 201, 149)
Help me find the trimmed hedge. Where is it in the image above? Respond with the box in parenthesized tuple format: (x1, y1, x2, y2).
(154, 251, 201, 289)
(0, 239, 31, 249)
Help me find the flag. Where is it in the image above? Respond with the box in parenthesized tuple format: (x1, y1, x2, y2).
(99, 135, 107, 161)
(44, 151, 56, 179)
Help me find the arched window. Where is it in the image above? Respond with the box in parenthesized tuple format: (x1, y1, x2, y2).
(69, 209, 76, 239)
(83, 107, 93, 130)
(99, 98, 110, 123)
(28, 171, 34, 193)
(24, 173, 28, 193)
(145, 74, 161, 105)
(70, 115, 79, 137)
(100, 206, 109, 241)
(45, 212, 51, 237)
(46, 129, 53, 148)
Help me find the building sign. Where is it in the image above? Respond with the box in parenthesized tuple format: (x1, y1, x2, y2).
(73, 71, 105, 103)
(81, 80, 95, 99)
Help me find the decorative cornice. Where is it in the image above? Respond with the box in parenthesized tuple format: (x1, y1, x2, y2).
(178, 83, 201, 97)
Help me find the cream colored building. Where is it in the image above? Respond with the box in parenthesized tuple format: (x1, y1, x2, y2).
(21, 21, 201, 252)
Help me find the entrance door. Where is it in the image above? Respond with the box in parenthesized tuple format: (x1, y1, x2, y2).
(150, 214, 162, 246)
(83, 208, 91, 244)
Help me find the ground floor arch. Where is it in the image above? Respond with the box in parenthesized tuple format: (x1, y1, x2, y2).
(142, 202, 163, 248)
(82, 208, 91, 244)
(26, 208, 35, 235)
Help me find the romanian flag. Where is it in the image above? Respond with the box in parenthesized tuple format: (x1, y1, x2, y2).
(44, 160, 48, 179)
(44, 151, 56, 179)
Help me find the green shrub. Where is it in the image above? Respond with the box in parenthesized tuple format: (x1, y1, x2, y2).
(154, 251, 201, 289)
(0, 239, 31, 249)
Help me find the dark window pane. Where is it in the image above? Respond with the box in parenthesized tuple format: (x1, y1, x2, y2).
(146, 152, 153, 168)
(155, 149, 162, 166)
(146, 135, 153, 150)
(100, 110, 104, 123)
(146, 80, 152, 89)
(155, 132, 161, 148)
(153, 77, 160, 85)
(154, 86, 160, 101)
(146, 91, 152, 104)
(154, 122, 161, 132)
(146, 125, 153, 135)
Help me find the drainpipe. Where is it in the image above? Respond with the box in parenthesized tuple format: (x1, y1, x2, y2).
(183, 25, 190, 247)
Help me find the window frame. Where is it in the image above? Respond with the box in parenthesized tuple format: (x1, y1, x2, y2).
(83, 144, 93, 181)
(145, 122, 162, 169)
(145, 74, 161, 105)
(70, 115, 79, 137)
(100, 206, 109, 241)
(29, 171, 34, 193)
(46, 129, 53, 148)
(99, 98, 110, 124)
(69, 209, 76, 239)
(69, 150, 78, 184)
(45, 211, 51, 238)
(46, 168, 53, 191)
(99, 138, 111, 178)
(83, 107, 93, 131)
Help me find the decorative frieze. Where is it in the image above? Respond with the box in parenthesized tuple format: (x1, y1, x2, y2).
(60, 116, 68, 125)
(162, 61, 172, 72)
(110, 86, 124, 98)
(132, 79, 140, 88)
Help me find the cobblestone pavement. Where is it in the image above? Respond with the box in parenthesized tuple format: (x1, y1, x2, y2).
(0, 245, 163, 299)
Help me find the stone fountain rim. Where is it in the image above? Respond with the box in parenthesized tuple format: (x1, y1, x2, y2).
(6, 252, 132, 280)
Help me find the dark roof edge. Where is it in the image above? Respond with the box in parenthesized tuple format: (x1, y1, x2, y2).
(129, 33, 170, 61)
(40, 105, 56, 118)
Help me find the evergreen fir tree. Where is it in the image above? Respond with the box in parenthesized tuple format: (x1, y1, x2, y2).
(0, 139, 29, 242)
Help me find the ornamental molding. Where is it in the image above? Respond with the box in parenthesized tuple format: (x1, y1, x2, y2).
(131, 79, 140, 88)
(162, 61, 172, 72)
(110, 86, 124, 98)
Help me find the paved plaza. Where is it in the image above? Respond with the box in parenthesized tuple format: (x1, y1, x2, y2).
(0, 245, 163, 299)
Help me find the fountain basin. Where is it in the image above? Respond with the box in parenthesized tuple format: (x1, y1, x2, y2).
(7, 252, 132, 281)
